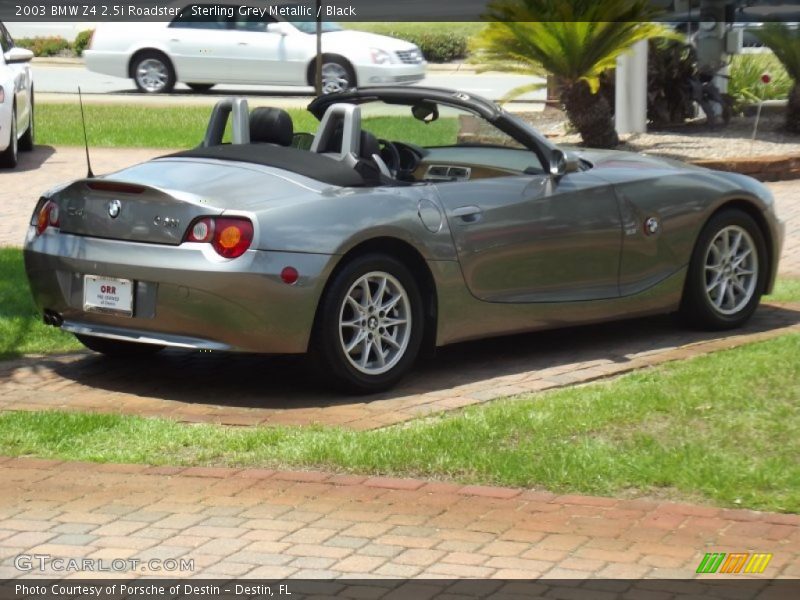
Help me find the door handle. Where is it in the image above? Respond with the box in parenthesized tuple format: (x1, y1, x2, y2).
(238, 42, 248, 46)
(452, 205, 482, 223)
(169, 38, 180, 42)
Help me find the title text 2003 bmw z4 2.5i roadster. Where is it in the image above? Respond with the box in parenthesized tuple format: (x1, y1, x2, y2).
(24, 87, 784, 393)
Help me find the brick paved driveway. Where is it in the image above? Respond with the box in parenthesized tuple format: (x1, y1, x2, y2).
(1, 458, 798, 579)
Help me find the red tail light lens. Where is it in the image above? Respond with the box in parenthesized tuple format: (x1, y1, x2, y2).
(35, 201, 60, 236)
(185, 217, 253, 259)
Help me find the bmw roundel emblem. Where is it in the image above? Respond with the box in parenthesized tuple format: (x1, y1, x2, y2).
(644, 216, 660, 235)
(108, 199, 122, 219)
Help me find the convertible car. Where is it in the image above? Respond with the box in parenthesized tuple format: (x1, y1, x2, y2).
(24, 87, 784, 392)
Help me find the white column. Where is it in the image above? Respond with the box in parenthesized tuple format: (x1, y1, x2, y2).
(615, 39, 649, 134)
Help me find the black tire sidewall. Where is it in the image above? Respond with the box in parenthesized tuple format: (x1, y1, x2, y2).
(19, 90, 34, 152)
(0, 106, 18, 168)
(683, 209, 768, 329)
(313, 254, 424, 393)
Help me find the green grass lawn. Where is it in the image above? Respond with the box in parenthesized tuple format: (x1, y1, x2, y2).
(0, 248, 81, 358)
(2, 332, 799, 512)
(36, 104, 458, 149)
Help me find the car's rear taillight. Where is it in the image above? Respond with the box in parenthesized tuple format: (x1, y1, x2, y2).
(35, 200, 60, 235)
(185, 216, 253, 259)
(0, 86, 5, 104)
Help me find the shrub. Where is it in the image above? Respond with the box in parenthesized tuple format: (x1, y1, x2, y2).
(14, 36, 71, 57)
(73, 29, 94, 57)
(348, 23, 475, 63)
(727, 53, 792, 113)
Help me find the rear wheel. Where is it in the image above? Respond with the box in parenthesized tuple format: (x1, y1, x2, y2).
(311, 254, 424, 393)
(132, 51, 176, 93)
(680, 209, 767, 330)
(187, 83, 214, 93)
(76, 334, 164, 358)
(0, 106, 18, 168)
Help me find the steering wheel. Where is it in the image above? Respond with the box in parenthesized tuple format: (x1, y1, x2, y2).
(378, 139, 401, 177)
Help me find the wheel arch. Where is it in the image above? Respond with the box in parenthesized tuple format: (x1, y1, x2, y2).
(708, 198, 777, 294)
(312, 236, 438, 356)
(305, 53, 357, 87)
(128, 47, 176, 79)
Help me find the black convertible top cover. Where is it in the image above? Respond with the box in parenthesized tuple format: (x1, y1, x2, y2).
(163, 144, 372, 188)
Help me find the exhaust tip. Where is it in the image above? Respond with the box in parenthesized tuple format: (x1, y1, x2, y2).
(43, 310, 63, 327)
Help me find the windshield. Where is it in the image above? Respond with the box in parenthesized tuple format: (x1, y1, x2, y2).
(291, 21, 343, 34)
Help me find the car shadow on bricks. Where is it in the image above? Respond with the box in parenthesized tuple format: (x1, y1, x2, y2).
(14, 145, 56, 173)
(3, 303, 799, 427)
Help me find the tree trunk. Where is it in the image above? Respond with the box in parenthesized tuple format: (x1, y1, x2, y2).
(787, 82, 800, 134)
(561, 80, 620, 148)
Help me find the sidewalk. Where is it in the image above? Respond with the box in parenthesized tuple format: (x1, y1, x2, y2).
(1, 458, 798, 579)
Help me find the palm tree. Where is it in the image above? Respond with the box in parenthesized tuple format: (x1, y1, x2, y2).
(755, 24, 800, 134)
(472, 0, 668, 147)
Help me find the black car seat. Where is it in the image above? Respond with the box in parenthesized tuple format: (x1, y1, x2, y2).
(249, 107, 294, 146)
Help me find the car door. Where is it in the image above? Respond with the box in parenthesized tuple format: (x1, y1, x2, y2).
(227, 17, 308, 85)
(433, 169, 623, 303)
(165, 6, 233, 82)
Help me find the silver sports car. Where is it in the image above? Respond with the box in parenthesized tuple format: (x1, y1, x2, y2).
(24, 87, 784, 392)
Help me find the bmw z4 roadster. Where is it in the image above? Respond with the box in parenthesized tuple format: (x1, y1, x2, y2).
(24, 87, 785, 392)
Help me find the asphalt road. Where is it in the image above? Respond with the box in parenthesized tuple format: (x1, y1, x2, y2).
(32, 64, 546, 103)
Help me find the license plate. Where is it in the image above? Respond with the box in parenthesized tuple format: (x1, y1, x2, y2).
(83, 275, 134, 317)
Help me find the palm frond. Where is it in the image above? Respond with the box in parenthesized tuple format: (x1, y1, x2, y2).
(498, 81, 547, 103)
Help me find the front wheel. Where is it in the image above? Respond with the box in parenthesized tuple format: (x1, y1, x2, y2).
(314, 58, 356, 95)
(76, 334, 164, 358)
(680, 209, 767, 330)
(311, 255, 424, 393)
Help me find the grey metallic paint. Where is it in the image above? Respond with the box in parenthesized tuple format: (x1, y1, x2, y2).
(23, 89, 785, 356)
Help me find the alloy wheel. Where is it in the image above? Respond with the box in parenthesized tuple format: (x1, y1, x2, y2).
(338, 271, 412, 375)
(703, 225, 759, 316)
(136, 59, 169, 93)
(321, 63, 351, 94)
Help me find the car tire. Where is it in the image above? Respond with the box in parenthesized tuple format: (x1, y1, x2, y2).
(315, 57, 356, 95)
(311, 254, 424, 394)
(76, 334, 164, 358)
(187, 83, 215, 93)
(680, 208, 767, 330)
(18, 91, 34, 152)
(132, 51, 176, 94)
(0, 105, 18, 169)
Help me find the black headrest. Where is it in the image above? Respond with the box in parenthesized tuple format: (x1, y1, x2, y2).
(250, 107, 293, 146)
(359, 131, 380, 160)
(322, 125, 380, 159)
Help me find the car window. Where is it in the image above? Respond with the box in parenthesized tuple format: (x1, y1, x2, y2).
(169, 5, 231, 29)
(233, 13, 276, 32)
(0, 23, 14, 52)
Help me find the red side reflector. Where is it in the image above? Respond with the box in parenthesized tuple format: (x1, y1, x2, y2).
(280, 267, 299, 285)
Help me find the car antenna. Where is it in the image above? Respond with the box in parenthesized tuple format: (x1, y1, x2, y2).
(77, 87, 94, 178)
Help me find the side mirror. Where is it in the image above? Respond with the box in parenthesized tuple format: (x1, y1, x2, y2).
(4, 47, 34, 64)
(549, 148, 580, 177)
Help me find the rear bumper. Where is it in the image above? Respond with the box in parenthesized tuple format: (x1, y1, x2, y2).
(24, 228, 335, 353)
(84, 50, 130, 79)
